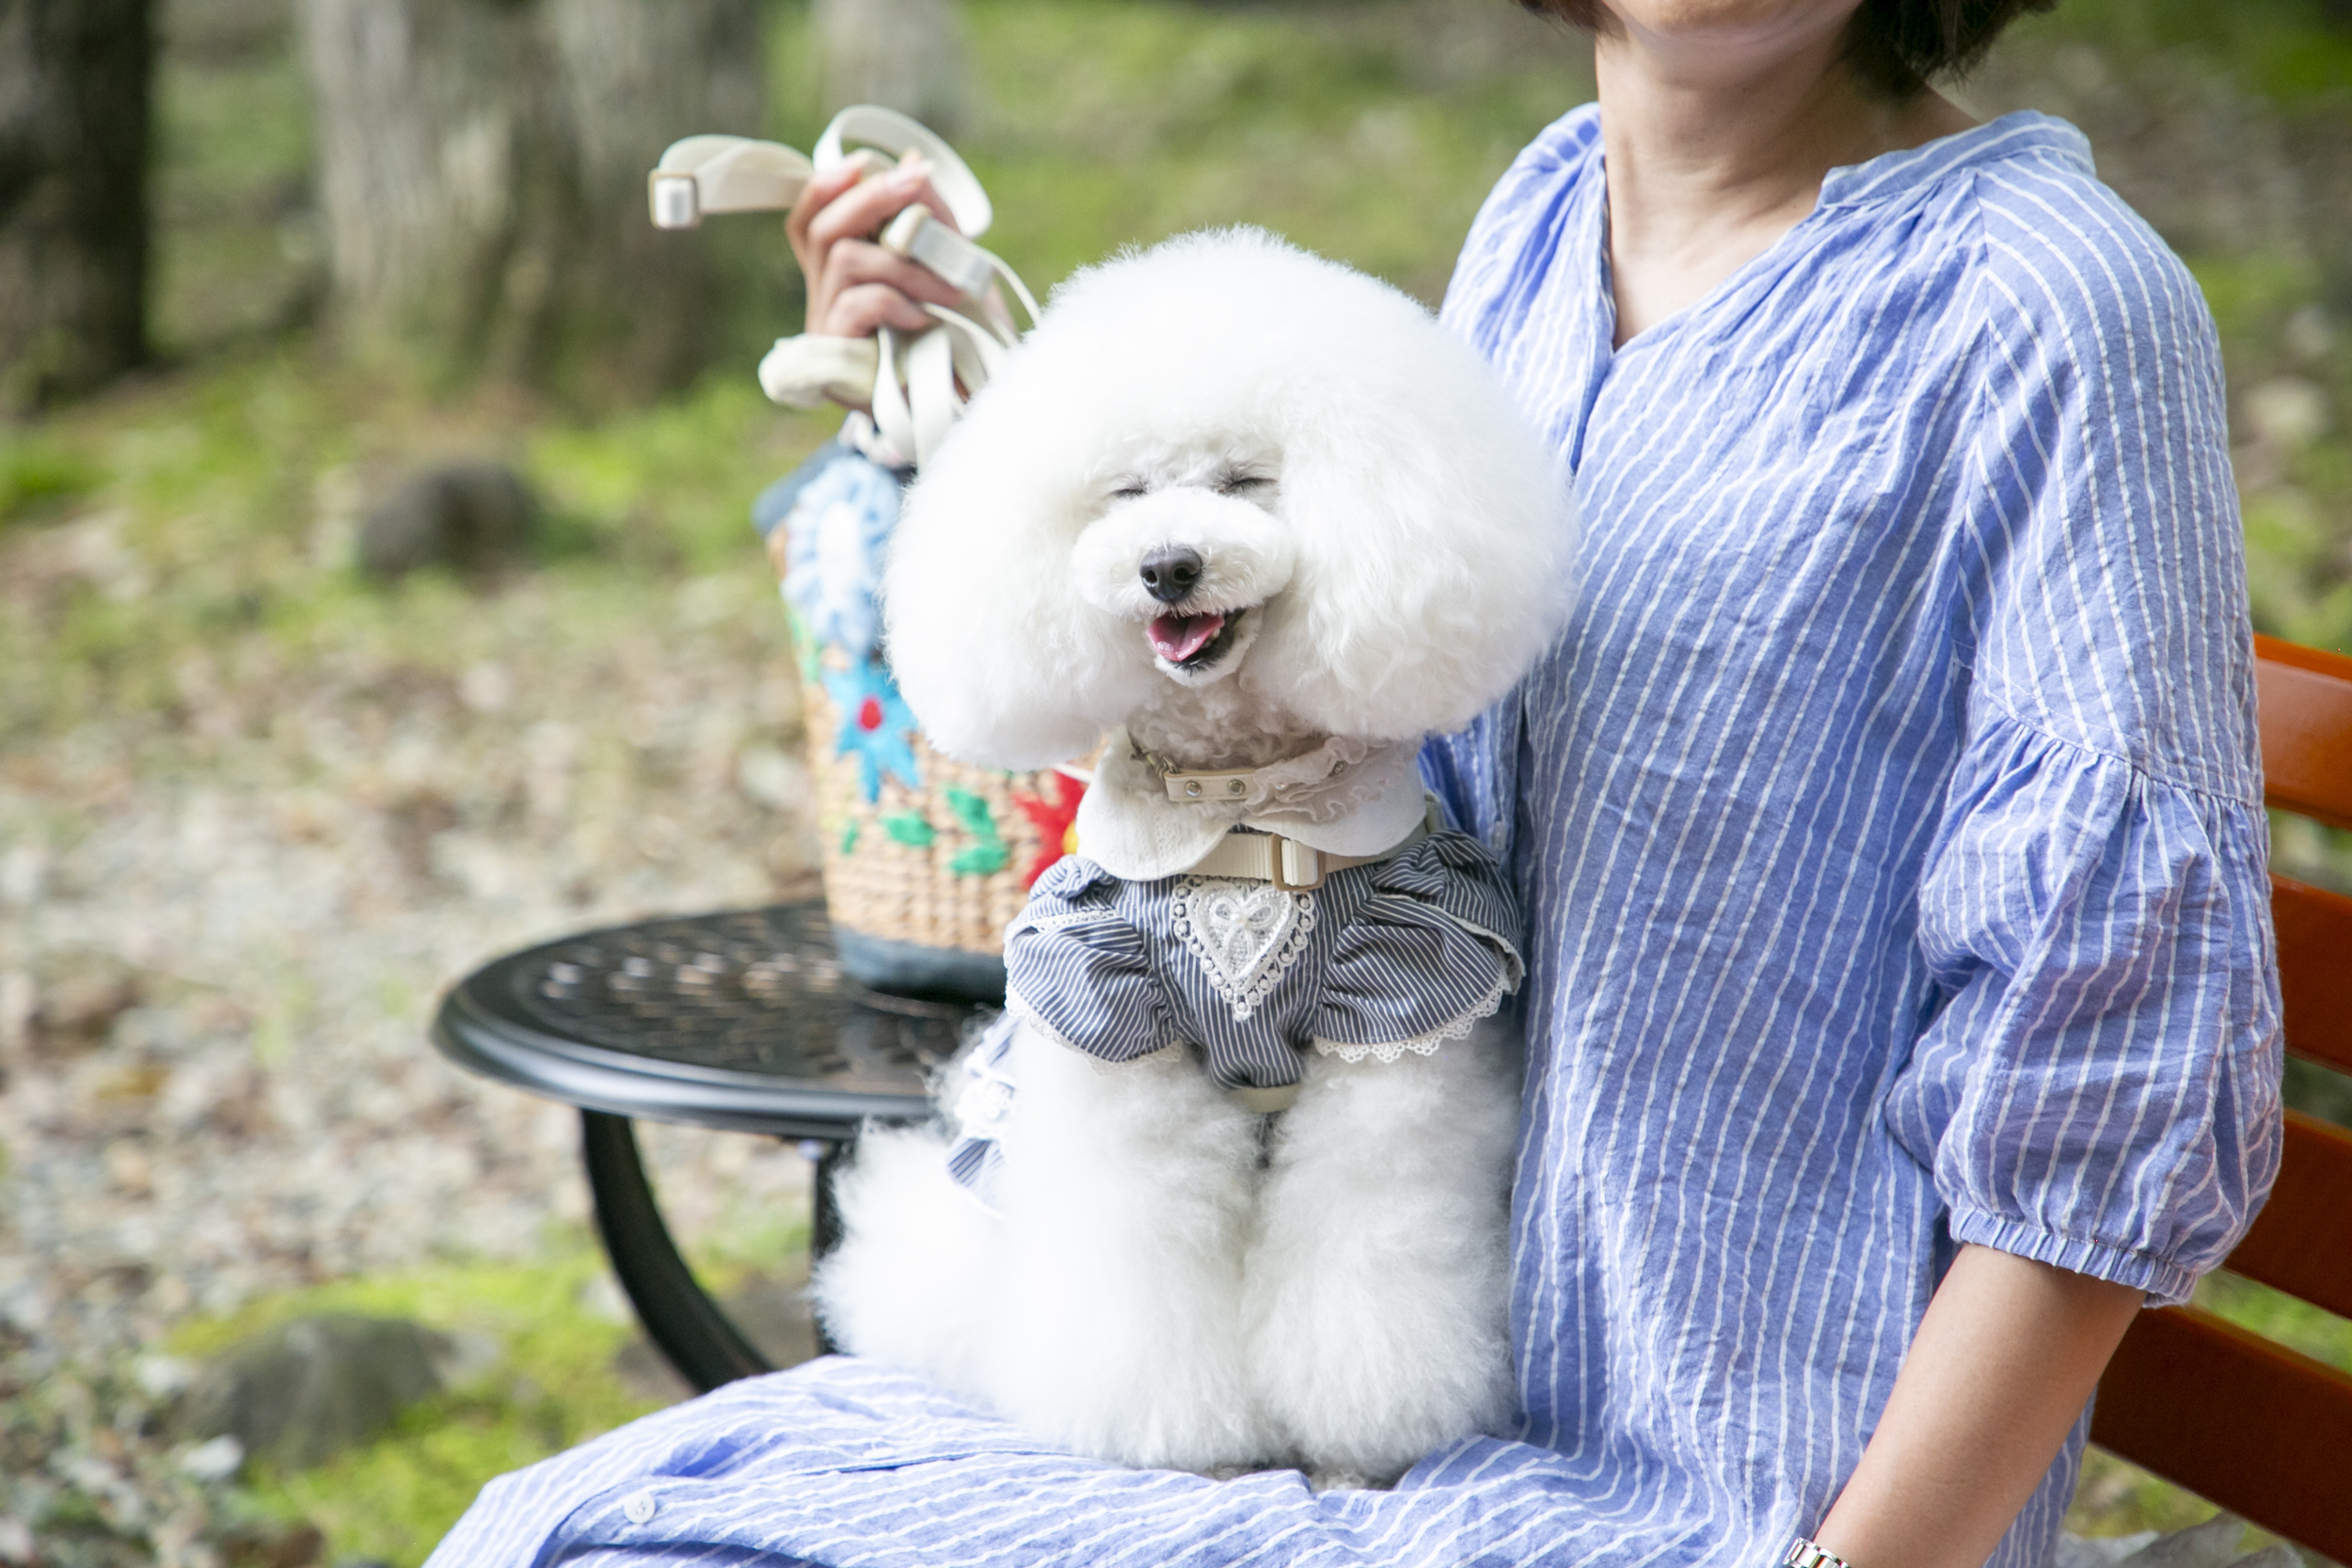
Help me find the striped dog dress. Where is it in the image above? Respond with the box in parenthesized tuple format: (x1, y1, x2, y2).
(945, 728, 1523, 1202)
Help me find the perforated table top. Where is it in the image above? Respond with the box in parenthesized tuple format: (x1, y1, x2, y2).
(432, 901, 972, 1139)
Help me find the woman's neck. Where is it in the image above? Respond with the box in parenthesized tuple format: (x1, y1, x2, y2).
(1596, 13, 1975, 346)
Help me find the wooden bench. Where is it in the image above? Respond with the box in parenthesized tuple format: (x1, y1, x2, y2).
(2090, 634, 2352, 1557)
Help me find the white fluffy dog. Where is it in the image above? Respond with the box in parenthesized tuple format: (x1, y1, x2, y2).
(812, 229, 1573, 1484)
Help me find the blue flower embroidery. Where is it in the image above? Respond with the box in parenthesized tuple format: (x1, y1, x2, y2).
(783, 455, 900, 661)
(824, 657, 922, 801)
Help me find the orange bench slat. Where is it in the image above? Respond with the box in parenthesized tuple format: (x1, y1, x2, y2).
(2256, 636, 2352, 831)
(2221, 1110, 2352, 1320)
(2088, 640, 2352, 1558)
(2092, 1305, 2352, 1560)
(2274, 875, 2352, 1076)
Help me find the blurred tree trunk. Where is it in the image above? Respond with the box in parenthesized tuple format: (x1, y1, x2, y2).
(0, 0, 154, 416)
(815, 0, 968, 133)
(299, 0, 765, 403)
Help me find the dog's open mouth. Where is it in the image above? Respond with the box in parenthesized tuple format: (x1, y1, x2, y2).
(1148, 609, 1243, 670)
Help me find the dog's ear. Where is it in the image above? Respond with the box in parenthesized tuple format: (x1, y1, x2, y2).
(882, 399, 1151, 771)
(1249, 293, 1576, 742)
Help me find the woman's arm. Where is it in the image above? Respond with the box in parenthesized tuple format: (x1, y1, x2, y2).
(1811, 1244, 2144, 1568)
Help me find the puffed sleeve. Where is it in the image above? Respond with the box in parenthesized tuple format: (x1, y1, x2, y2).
(1002, 856, 1182, 1065)
(1883, 190, 2284, 1307)
(1313, 831, 1525, 1061)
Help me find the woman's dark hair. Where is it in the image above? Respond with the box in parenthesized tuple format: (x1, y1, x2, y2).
(1519, 0, 2058, 98)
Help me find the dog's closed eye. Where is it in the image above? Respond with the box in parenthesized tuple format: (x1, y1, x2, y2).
(1110, 480, 1150, 500)
(1215, 472, 1273, 497)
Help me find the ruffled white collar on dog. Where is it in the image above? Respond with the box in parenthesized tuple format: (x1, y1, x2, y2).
(1073, 728, 1429, 883)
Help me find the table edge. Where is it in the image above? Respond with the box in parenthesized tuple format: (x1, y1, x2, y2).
(431, 985, 933, 1137)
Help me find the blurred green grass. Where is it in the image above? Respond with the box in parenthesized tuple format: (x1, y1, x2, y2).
(768, 0, 1596, 303)
(2002, 0, 2352, 109)
(0, 356, 829, 752)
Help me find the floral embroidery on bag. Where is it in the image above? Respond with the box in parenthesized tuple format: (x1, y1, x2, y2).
(782, 456, 899, 661)
(824, 657, 922, 800)
(1010, 771, 1087, 887)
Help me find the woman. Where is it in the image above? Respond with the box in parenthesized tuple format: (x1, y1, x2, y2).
(430, 4, 2280, 1564)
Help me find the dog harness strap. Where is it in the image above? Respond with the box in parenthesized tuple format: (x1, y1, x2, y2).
(1183, 819, 1428, 893)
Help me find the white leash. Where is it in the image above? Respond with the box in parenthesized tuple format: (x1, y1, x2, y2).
(647, 106, 1037, 467)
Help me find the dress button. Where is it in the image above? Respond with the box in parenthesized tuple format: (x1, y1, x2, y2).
(623, 1492, 658, 1524)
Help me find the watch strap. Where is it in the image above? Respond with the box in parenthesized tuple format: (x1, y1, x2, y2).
(1785, 1540, 1853, 1568)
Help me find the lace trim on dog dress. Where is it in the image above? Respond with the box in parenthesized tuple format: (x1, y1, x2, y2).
(941, 829, 1522, 1205)
(1168, 877, 1317, 1020)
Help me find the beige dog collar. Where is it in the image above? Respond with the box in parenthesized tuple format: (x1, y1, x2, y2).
(1177, 812, 1431, 893)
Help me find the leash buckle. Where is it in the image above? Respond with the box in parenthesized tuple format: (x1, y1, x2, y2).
(1268, 836, 1326, 893)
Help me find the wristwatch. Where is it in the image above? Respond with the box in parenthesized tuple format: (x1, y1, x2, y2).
(1785, 1539, 1854, 1568)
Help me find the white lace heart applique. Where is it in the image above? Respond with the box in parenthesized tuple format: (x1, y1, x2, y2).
(1171, 877, 1316, 1021)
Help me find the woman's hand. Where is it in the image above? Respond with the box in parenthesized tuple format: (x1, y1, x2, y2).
(787, 152, 969, 343)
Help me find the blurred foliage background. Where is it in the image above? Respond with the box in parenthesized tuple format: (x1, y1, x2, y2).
(2, 2, 2349, 1564)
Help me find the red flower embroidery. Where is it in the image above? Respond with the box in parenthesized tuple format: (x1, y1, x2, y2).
(856, 696, 884, 731)
(1010, 771, 1087, 888)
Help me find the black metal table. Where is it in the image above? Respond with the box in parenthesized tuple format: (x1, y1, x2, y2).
(430, 901, 979, 1392)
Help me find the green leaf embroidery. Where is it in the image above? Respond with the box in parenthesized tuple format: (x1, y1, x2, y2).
(941, 787, 1009, 876)
(882, 812, 936, 847)
(944, 787, 996, 836)
(949, 842, 1010, 876)
(839, 817, 860, 855)
(786, 598, 824, 683)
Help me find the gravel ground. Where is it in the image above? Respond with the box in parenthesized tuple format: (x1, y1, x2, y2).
(1, 529, 824, 1376)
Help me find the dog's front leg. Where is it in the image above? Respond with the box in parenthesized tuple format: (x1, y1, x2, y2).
(980, 1022, 1273, 1472)
(1243, 1032, 1521, 1484)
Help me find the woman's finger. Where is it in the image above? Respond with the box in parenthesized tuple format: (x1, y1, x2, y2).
(804, 161, 961, 256)
(786, 160, 868, 260)
(822, 240, 970, 313)
(823, 280, 939, 340)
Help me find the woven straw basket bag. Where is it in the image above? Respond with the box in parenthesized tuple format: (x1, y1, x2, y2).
(754, 447, 1083, 1001)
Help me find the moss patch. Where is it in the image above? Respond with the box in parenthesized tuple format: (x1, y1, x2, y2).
(167, 1245, 666, 1568)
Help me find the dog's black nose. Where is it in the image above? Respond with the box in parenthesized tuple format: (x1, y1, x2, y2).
(1138, 546, 1203, 605)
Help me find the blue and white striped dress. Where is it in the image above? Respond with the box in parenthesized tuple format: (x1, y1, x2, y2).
(427, 109, 2282, 1568)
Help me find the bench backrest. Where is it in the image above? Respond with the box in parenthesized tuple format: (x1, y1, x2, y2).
(2090, 635, 2352, 1554)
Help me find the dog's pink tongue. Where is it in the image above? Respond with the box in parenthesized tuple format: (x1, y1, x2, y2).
(1149, 612, 1225, 664)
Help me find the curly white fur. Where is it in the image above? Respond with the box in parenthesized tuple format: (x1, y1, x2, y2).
(881, 227, 1572, 770)
(818, 230, 1571, 1482)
